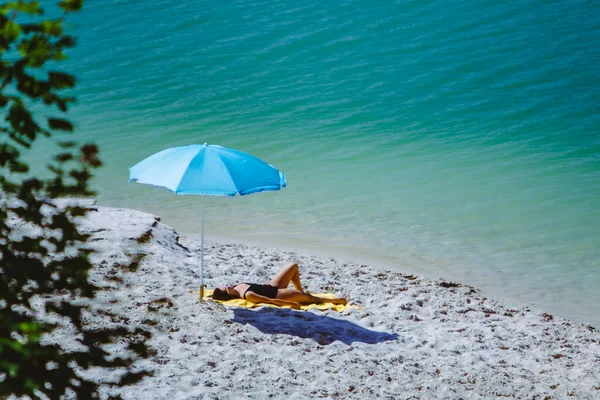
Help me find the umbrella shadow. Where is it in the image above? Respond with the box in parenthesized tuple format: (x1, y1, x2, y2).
(232, 308, 399, 345)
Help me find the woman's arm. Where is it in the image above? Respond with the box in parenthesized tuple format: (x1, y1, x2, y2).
(245, 292, 301, 309)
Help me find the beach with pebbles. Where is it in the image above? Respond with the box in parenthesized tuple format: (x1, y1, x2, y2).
(32, 203, 600, 399)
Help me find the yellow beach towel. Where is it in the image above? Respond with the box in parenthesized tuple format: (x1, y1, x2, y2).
(197, 289, 360, 312)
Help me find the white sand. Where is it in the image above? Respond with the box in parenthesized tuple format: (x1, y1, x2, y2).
(25, 203, 600, 399)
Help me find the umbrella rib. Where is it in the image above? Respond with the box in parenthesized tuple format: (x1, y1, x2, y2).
(173, 147, 207, 194)
(216, 155, 238, 195)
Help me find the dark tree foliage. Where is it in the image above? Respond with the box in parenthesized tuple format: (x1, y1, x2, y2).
(0, 1, 153, 398)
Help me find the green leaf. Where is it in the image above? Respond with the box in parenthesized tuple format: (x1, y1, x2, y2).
(17, 321, 45, 336)
(55, 34, 76, 48)
(47, 118, 73, 131)
(58, 0, 83, 13)
(48, 71, 75, 90)
(1, 20, 21, 42)
(80, 143, 101, 167)
(7, 102, 42, 144)
(19, 22, 45, 34)
(57, 140, 77, 148)
(25, 377, 40, 391)
(43, 93, 70, 111)
(18, 35, 53, 67)
(10, 160, 28, 173)
(16, 74, 49, 98)
(54, 152, 73, 162)
(1, 2, 42, 15)
(41, 20, 63, 36)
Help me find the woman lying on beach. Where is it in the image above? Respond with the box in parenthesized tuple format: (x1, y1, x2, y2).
(212, 263, 348, 309)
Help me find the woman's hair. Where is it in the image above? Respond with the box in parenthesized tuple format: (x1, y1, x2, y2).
(212, 288, 232, 300)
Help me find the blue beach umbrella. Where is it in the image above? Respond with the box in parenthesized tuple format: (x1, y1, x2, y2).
(129, 143, 286, 300)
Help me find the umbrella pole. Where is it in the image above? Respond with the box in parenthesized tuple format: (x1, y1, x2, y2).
(200, 196, 205, 302)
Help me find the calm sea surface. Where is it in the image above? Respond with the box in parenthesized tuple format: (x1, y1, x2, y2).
(29, 0, 599, 325)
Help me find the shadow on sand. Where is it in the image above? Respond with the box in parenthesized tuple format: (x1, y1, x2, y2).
(232, 307, 398, 345)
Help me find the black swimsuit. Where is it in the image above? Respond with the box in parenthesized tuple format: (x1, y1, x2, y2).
(243, 283, 279, 299)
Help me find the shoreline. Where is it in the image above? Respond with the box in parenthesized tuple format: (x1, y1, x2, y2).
(55, 203, 600, 398)
(170, 228, 595, 329)
(96, 197, 600, 329)
(94, 194, 600, 329)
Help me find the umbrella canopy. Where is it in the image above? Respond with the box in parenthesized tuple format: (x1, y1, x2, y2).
(129, 143, 286, 300)
(129, 143, 286, 196)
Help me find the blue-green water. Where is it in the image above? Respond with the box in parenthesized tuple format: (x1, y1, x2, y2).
(31, 1, 600, 325)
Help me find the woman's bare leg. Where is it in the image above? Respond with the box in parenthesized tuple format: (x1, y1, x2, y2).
(276, 289, 348, 305)
(270, 263, 303, 291)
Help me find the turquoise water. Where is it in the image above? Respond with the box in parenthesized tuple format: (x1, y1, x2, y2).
(31, 1, 600, 325)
